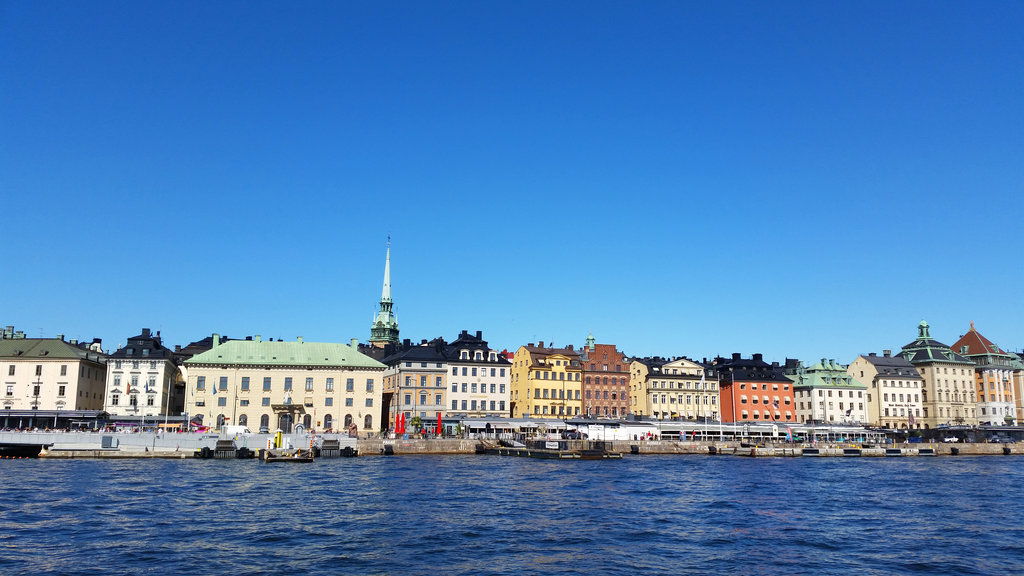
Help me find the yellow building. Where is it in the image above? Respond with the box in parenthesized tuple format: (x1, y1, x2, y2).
(509, 342, 582, 419)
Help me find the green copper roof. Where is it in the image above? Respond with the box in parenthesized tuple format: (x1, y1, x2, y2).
(185, 339, 385, 369)
(790, 359, 866, 390)
(0, 338, 106, 362)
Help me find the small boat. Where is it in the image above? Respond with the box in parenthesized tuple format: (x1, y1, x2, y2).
(263, 448, 314, 463)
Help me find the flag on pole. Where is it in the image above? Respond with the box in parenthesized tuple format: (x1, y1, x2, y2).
(786, 427, 793, 442)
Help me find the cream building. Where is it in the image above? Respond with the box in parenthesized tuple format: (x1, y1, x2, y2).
(629, 357, 717, 421)
(509, 342, 582, 419)
(848, 351, 924, 430)
(183, 335, 385, 435)
(1, 335, 107, 427)
(899, 321, 978, 428)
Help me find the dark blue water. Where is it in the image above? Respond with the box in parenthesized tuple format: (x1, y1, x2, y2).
(1, 455, 1022, 575)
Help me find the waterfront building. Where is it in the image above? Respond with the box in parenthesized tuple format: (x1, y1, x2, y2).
(579, 334, 630, 418)
(1013, 351, 1024, 425)
(444, 330, 511, 420)
(103, 328, 181, 419)
(0, 334, 107, 426)
(786, 358, 867, 425)
(629, 357, 717, 421)
(183, 335, 385, 435)
(368, 243, 400, 349)
(950, 323, 1019, 426)
(381, 339, 449, 433)
(714, 353, 795, 423)
(848, 351, 924, 430)
(509, 342, 583, 419)
(898, 321, 977, 428)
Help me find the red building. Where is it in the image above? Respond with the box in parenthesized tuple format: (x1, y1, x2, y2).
(579, 334, 630, 418)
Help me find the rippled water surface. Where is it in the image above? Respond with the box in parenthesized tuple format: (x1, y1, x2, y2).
(1, 455, 1022, 575)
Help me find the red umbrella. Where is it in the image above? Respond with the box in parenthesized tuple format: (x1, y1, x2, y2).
(437, 412, 442, 437)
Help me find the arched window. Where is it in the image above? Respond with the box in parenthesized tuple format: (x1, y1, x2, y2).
(216, 414, 226, 428)
(324, 414, 333, 431)
(364, 414, 372, 430)
(238, 414, 248, 426)
(303, 414, 312, 428)
(260, 414, 269, 428)
(344, 414, 353, 428)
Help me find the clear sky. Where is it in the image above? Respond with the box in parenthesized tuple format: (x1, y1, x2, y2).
(3, 2, 1022, 363)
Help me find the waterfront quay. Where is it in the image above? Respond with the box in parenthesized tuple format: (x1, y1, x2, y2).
(0, 431, 1018, 459)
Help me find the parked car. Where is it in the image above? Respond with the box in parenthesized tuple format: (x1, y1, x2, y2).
(943, 437, 959, 443)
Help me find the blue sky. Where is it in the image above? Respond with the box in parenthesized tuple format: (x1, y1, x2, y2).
(2, 2, 1022, 363)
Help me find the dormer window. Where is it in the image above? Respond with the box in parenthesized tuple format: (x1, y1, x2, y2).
(474, 351, 483, 361)
(461, 350, 469, 360)
(143, 349, 150, 356)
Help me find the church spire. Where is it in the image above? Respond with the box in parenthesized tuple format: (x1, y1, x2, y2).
(369, 239, 399, 348)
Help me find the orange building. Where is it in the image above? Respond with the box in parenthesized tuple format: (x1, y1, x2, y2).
(714, 353, 796, 423)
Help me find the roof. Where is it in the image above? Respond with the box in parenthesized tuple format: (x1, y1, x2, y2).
(185, 339, 385, 369)
(712, 353, 790, 383)
(789, 359, 866, 390)
(109, 328, 173, 360)
(0, 338, 107, 364)
(899, 320, 974, 366)
(856, 354, 922, 378)
(950, 323, 1011, 359)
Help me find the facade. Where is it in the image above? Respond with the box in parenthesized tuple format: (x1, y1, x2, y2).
(786, 358, 868, 425)
(445, 330, 511, 419)
(848, 352, 924, 429)
(381, 339, 449, 433)
(950, 323, 1019, 426)
(368, 244, 400, 349)
(0, 336, 107, 414)
(715, 353, 795, 423)
(183, 335, 385, 435)
(898, 321, 977, 428)
(104, 328, 180, 418)
(579, 334, 630, 418)
(508, 342, 582, 419)
(629, 356, 717, 421)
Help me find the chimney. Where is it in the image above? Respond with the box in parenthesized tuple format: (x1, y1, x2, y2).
(476, 330, 482, 339)
(567, 344, 573, 350)
(297, 336, 303, 344)
(142, 328, 151, 338)
(461, 330, 468, 336)
(869, 352, 877, 357)
(732, 353, 741, 361)
(255, 335, 261, 342)
(175, 345, 182, 353)
(538, 341, 544, 348)
(213, 334, 220, 347)
(350, 338, 358, 348)
(753, 353, 763, 362)
(57, 334, 64, 341)
(883, 350, 891, 358)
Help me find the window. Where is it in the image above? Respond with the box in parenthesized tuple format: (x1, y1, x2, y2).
(111, 394, 119, 406)
(35, 365, 42, 376)
(114, 375, 121, 388)
(240, 399, 249, 407)
(263, 377, 271, 391)
(463, 400, 468, 410)
(435, 394, 441, 405)
(218, 397, 227, 407)
(472, 367, 477, 377)
(420, 376, 427, 386)
(452, 399, 458, 410)
(326, 378, 334, 392)
(58, 385, 66, 397)
(471, 400, 477, 411)
(366, 379, 374, 392)
(452, 384, 458, 392)
(8, 365, 14, 376)
(325, 398, 333, 406)
(453, 366, 459, 374)
(284, 378, 293, 391)
(60, 365, 67, 376)
(435, 376, 442, 387)
(241, 377, 250, 391)
(346, 398, 354, 407)
(305, 378, 314, 391)
(196, 376, 206, 391)
(346, 378, 354, 392)
(262, 397, 270, 406)
(218, 377, 228, 391)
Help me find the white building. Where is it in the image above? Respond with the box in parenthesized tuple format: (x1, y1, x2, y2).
(788, 358, 868, 425)
(445, 330, 511, 419)
(104, 328, 180, 419)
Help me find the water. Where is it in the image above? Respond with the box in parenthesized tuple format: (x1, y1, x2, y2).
(1, 455, 1022, 575)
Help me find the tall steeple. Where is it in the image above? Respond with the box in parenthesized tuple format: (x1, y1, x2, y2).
(369, 240, 399, 348)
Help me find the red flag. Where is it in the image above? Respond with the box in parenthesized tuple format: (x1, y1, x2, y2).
(437, 412, 442, 437)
